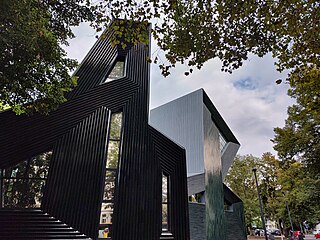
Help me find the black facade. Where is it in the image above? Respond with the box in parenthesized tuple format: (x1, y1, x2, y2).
(0, 23, 189, 240)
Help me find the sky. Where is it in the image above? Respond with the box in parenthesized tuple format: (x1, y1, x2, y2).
(65, 23, 294, 158)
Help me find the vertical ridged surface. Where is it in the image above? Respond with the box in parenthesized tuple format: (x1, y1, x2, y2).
(0, 23, 190, 240)
(42, 107, 110, 238)
(150, 89, 204, 177)
(150, 126, 190, 240)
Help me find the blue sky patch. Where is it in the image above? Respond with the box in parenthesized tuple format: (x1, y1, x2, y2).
(233, 78, 256, 90)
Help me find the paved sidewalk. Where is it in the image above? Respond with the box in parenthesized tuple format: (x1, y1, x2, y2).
(248, 235, 316, 240)
(248, 236, 283, 240)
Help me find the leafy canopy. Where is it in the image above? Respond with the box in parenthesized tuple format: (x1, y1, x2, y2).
(1, 0, 319, 114)
(225, 153, 320, 230)
(273, 66, 320, 175)
(0, 0, 95, 114)
(94, 0, 319, 76)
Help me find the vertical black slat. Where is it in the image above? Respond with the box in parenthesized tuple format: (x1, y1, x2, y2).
(147, 129, 162, 238)
(1, 21, 190, 240)
(81, 108, 108, 237)
(150, 126, 190, 240)
(85, 108, 108, 236)
(43, 107, 109, 238)
(56, 125, 77, 219)
(72, 116, 88, 229)
(46, 125, 75, 216)
(71, 30, 117, 96)
(95, 109, 112, 239)
(0, 169, 3, 207)
(90, 108, 107, 237)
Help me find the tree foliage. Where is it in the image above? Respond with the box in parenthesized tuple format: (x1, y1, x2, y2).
(3, 151, 51, 208)
(273, 65, 320, 228)
(273, 65, 320, 174)
(1, 0, 319, 114)
(0, 0, 95, 114)
(95, 0, 319, 76)
(225, 153, 320, 231)
(225, 155, 261, 228)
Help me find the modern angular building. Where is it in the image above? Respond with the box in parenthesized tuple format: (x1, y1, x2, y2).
(0, 20, 246, 240)
(0, 23, 189, 240)
(150, 89, 247, 240)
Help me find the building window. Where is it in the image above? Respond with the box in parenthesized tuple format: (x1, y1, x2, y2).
(162, 173, 170, 232)
(188, 191, 205, 204)
(0, 151, 52, 208)
(104, 58, 126, 83)
(99, 112, 123, 239)
(219, 132, 227, 153)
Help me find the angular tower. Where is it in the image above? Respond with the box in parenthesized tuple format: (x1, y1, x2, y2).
(150, 89, 246, 240)
(0, 22, 189, 240)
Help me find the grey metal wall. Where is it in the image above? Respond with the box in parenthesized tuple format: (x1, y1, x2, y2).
(150, 89, 204, 177)
(203, 104, 226, 240)
(221, 142, 240, 179)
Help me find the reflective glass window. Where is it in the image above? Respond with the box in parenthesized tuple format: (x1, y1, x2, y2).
(1, 151, 52, 208)
(99, 112, 123, 239)
(104, 60, 125, 83)
(219, 132, 227, 153)
(162, 174, 169, 232)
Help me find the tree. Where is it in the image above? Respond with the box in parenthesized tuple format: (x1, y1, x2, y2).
(1, 0, 319, 114)
(276, 159, 320, 231)
(95, 0, 319, 75)
(0, 0, 95, 114)
(273, 66, 320, 176)
(257, 153, 282, 222)
(3, 151, 52, 208)
(225, 155, 261, 229)
(226, 153, 320, 233)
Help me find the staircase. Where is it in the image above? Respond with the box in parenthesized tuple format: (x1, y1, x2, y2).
(160, 232, 175, 240)
(0, 208, 91, 240)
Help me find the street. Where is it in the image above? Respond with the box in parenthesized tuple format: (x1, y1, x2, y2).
(248, 235, 316, 240)
(305, 235, 317, 240)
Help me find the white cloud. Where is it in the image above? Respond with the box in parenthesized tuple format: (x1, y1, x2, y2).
(65, 23, 294, 158)
(150, 53, 294, 157)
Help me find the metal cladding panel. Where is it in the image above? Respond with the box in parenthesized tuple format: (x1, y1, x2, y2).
(221, 142, 240, 179)
(150, 89, 204, 177)
(150, 126, 190, 240)
(108, 43, 162, 239)
(187, 173, 205, 196)
(42, 107, 110, 237)
(0, 22, 189, 240)
(223, 184, 242, 205)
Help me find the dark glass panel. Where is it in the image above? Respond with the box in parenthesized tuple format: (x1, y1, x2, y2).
(3, 161, 28, 178)
(100, 202, 114, 224)
(28, 151, 52, 178)
(99, 202, 114, 238)
(162, 175, 168, 203)
(162, 174, 169, 231)
(109, 113, 122, 140)
(162, 203, 168, 231)
(105, 60, 125, 83)
(106, 141, 120, 169)
(3, 179, 46, 208)
(103, 171, 116, 201)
